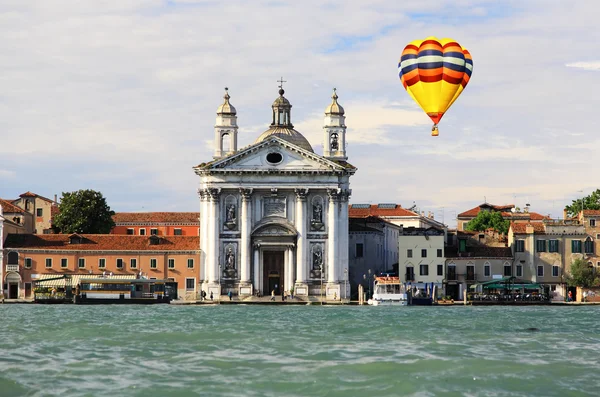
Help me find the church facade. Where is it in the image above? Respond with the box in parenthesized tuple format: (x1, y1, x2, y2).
(194, 86, 356, 299)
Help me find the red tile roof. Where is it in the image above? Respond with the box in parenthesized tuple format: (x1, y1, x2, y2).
(18, 191, 55, 202)
(510, 223, 546, 234)
(583, 210, 600, 216)
(0, 198, 26, 214)
(458, 203, 548, 221)
(4, 234, 200, 251)
(349, 204, 417, 218)
(113, 212, 200, 224)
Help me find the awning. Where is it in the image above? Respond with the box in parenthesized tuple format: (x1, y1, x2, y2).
(33, 274, 136, 287)
(483, 283, 542, 290)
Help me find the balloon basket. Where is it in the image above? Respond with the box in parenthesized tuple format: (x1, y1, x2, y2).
(431, 125, 439, 137)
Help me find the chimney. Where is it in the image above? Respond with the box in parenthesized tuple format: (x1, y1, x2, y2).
(54, 194, 58, 203)
(526, 224, 534, 234)
(563, 208, 568, 219)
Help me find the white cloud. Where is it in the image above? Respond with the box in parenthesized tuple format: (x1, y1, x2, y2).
(566, 62, 600, 71)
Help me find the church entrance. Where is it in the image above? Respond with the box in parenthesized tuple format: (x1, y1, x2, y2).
(263, 251, 284, 296)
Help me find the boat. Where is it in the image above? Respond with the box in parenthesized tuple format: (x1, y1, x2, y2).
(74, 278, 176, 304)
(367, 276, 408, 306)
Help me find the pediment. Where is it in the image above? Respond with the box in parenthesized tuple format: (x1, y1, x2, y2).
(198, 137, 350, 173)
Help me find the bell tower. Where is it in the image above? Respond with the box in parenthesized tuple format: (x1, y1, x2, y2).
(323, 88, 347, 160)
(214, 87, 238, 159)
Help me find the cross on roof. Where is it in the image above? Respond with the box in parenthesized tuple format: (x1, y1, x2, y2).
(277, 77, 287, 89)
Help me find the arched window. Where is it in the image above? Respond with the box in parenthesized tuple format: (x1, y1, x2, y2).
(7, 251, 18, 265)
(584, 237, 594, 254)
(221, 133, 231, 152)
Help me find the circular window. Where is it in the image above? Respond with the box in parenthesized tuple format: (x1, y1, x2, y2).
(266, 152, 283, 164)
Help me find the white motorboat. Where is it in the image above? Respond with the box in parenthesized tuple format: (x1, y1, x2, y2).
(367, 276, 408, 306)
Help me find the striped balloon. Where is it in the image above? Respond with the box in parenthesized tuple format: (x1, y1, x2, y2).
(398, 36, 473, 136)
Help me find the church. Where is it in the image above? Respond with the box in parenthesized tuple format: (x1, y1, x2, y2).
(194, 84, 356, 299)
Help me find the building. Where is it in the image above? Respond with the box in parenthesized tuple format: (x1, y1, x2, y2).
(444, 233, 513, 300)
(508, 220, 587, 301)
(349, 203, 445, 230)
(397, 226, 446, 295)
(580, 210, 599, 268)
(112, 212, 200, 236)
(10, 191, 58, 234)
(2, 233, 200, 300)
(348, 216, 401, 298)
(194, 86, 356, 299)
(0, 198, 28, 237)
(457, 202, 548, 232)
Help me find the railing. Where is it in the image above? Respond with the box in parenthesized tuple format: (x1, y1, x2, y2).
(6, 264, 18, 272)
(447, 270, 457, 281)
(465, 272, 477, 281)
(469, 293, 549, 303)
(405, 273, 415, 282)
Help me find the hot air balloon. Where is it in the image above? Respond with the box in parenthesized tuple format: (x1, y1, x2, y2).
(398, 37, 473, 136)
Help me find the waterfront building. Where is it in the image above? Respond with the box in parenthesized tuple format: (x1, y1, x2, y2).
(348, 216, 400, 298)
(457, 202, 548, 232)
(194, 86, 356, 299)
(349, 203, 445, 230)
(2, 234, 200, 299)
(444, 232, 513, 300)
(508, 220, 587, 301)
(0, 198, 29, 237)
(9, 191, 58, 234)
(111, 212, 200, 236)
(580, 210, 599, 269)
(397, 226, 446, 295)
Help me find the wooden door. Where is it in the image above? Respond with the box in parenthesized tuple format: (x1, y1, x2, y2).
(263, 251, 284, 296)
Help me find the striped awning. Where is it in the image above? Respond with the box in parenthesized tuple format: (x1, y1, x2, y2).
(33, 274, 137, 287)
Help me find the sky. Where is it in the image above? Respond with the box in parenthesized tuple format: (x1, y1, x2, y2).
(1, 0, 599, 227)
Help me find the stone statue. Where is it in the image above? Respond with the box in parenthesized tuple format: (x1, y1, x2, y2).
(225, 247, 235, 270)
(313, 248, 323, 270)
(312, 203, 322, 223)
(331, 133, 339, 151)
(226, 204, 236, 222)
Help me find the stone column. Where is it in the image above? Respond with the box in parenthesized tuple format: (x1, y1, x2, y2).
(286, 246, 295, 292)
(327, 189, 340, 283)
(253, 244, 260, 292)
(240, 189, 253, 284)
(198, 189, 208, 285)
(294, 189, 308, 283)
(340, 189, 351, 297)
(208, 188, 221, 284)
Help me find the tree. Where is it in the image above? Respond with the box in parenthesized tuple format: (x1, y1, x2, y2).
(53, 189, 115, 234)
(564, 189, 600, 218)
(464, 210, 510, 235)
(566, 258, 599, 288)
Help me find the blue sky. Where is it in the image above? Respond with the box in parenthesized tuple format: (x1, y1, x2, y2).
(1, 0, 599, 226)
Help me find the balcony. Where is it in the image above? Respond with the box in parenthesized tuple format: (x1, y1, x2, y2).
(6, 264, 19, 272)
(447, 269, 457, 281)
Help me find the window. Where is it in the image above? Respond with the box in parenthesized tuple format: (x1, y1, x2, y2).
(552, 265, 559, 277)
(150, 258, 157, 269)
(537, 265, 544, 277)
(516, 265, 523, 277)
(571, 240, 582, 253)
(186, 278, 195, 291)
(407, 249, 413, 258)
(130, 258, 137, 269)
(536, 240, 546, 252)
(139, 228, 146, 236)
(78, 258, 85, 268)
(187, 259, 194, 269)
(548, 240, 559, 253)
(36, 208, 43, 217)
(45, 258, 52, 268)
(116, 258, 124, 269)
(419, 264, 429, 276)
(466, 265, 475, 281)
(168, 259, 175, 269)
(447, 266, 457, 280)
(584, 239, 594, 254)
(515, 240, 525, 252)
(597, 234, 600, 239)
(174, 228, 182, 236)
(126, 228, 134, 235)
(421, 249, 427, 258)
(25, 258, 32, 269)
(504, 264, 512, 277)
(61, 258, 68, 268)
(151, 228, 158, 235)
(7, 251, 18, 264)
(98, 258, 106, 269)
(484, 264, 491, 277)
(356, 243, 364, 258)
(459, 239, 467, 253)
(437, 264, 443, 276)
(591, 219, 596, 227)
(406, 267, 415, 281)
(437, 249, 443, 258)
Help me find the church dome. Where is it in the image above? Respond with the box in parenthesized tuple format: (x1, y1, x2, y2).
(325, 88, 344, 115)
(216, 88, 236, 115)
(255, 86, 314, 152)
(255, 126, 314, 152)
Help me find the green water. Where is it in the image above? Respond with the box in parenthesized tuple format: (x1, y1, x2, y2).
(1, 305, 599, 396)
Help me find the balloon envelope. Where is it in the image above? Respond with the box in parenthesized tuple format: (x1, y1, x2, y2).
(398, 37, 473, 132)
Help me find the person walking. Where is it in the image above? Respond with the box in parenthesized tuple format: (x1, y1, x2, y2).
(228, 290, 233, 301)
(270, 289, 275, 301)
(281, 289, 285, 302)
(210, 291, 214, 301)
